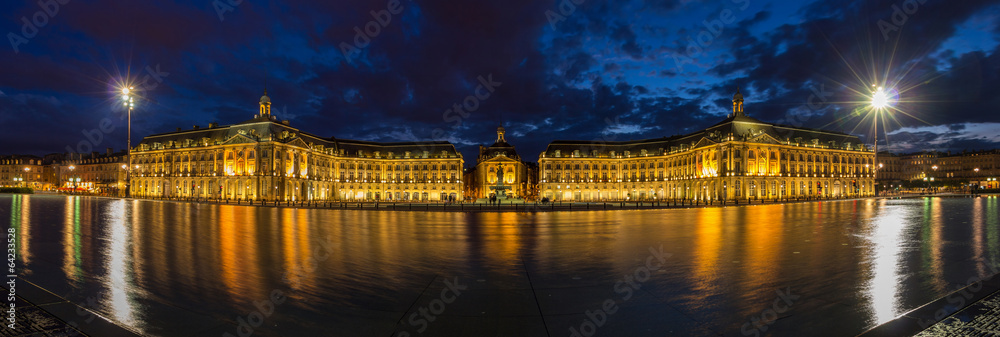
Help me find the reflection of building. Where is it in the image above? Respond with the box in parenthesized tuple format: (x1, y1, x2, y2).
(538, 89, 877, 201)
(464, 126, 538, 200)
(130, 91, 464, 201)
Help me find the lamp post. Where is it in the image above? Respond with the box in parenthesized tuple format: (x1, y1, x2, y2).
(68, 165, 76, 194)
(871, 85, 889, 197)
(22, 167, 29, 188)
(974, 168, 980, 194)
(932, 165, 938, 193)
(122, 87, 134, 198)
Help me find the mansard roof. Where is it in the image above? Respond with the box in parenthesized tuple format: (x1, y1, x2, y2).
(137, 114, 461, 159)
(542, 114, 867, 158)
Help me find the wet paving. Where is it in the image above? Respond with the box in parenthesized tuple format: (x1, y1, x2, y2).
(1, 194, 998, 336)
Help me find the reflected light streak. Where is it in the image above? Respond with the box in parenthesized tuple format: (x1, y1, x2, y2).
(973, 198, 984, 277)
(62, 197, 82, 282)
(922, 198, 945, 293)
(864, 200, 907, 325)
(9, 195, 30, 266)
(986, 197, 999, 266)
(103, 200, 139, 330)
(691, 207, 723, 293)
(19, 196, 30, 265)
(744, 206, 783, 288)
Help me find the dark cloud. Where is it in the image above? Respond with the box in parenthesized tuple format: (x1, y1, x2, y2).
(1, 0, 999, 162)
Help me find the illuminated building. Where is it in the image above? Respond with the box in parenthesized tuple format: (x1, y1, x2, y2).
(129, 91, 464, 201)
(464, 126, 538, 200)
(63, 150, 128, 194)
(0, 155, 46, 189)
(538, 89, 877, 201)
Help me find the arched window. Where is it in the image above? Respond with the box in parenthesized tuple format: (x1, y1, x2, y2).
(246, 150, 256, 175)
(225, 150, 235, 175)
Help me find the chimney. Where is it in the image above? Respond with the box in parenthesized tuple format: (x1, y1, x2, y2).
(106, 147, 113, 155)
(193, 125, 200, 130)
(282, 120, 290, 125)
(209, 122, 218, 128)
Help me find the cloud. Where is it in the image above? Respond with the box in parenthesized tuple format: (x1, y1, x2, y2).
(0, 0, 999, 163)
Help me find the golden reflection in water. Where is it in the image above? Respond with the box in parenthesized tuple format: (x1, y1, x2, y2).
(62, 196, 82, 282)
(487, 212, 522, 263)
(130, 200, 146, 295)
(218, 205, 262, 302)
(281, 208, 313, 292)
(988, 197, 999, 264)
(926, 198, 945, 293)
(18, 195, 30, 265)
(691, 207, 723, 294)
(7, 195, 29, 266)
(973, 198, 985, 277)
(103, 200, 139, 331)
(864, 198, 907, 325)
(743, 205, 783, 288)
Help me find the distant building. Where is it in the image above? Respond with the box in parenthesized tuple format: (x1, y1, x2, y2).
(129, 90, 465, 201)
(464, 126, 538, 200)
(1, 149, 129, 194)
(0, 155, 46, 189)
(61, 149, 128, 194)
(892, 149, 1000, 189)
(537, 88, 877, 201)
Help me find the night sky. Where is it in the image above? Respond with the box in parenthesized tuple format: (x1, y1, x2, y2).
(3, 0, 999, 166)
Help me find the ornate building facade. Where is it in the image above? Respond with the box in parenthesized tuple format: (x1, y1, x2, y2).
(130, 91, 464, 201)
(538, 89, 877, 201)
(63, 150, 128, 194)
(463, 126, 538, 200)
(0, 155, 47, 189)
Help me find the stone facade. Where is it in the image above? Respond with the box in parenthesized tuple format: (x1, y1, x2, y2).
(464, 126, 538, 200)
(129, 91, 464, 201)
(537, 89, 878, 201)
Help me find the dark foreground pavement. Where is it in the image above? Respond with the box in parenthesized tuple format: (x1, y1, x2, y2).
(0, 280, 140, 337)
(858, 270, 1000, 337)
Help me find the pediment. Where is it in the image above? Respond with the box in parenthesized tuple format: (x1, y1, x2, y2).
(221, 133, 257, 145)
(747, 132, 782, 145)
(287, 137, 310, 149)
(693, 137, 718, 148)
(481, 156, 520, 164)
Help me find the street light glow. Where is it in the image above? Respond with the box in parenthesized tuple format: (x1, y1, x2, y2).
(871, 86, 889, 109)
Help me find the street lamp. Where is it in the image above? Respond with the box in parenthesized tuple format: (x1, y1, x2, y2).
(68, 165, 76, 194)
(121, 86, 134, 198)
(932, 165, 938, 193)
(870, 85, 890, 197)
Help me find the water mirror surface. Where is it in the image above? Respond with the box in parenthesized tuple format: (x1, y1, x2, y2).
(3, 194, 997, 336)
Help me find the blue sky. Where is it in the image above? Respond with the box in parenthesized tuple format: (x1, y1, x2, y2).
(2, 0, 999, 164)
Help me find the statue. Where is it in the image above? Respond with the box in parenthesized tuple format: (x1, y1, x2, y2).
(489, 163, 511, 199)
